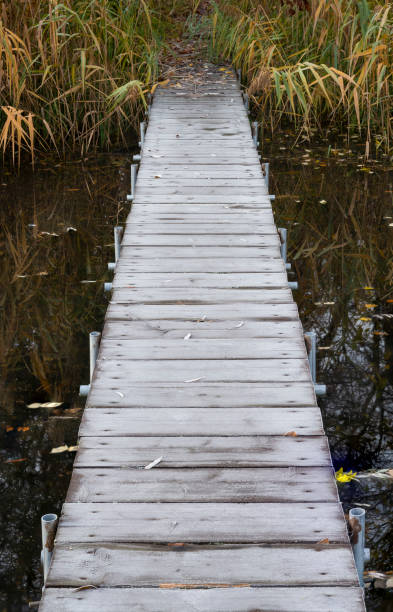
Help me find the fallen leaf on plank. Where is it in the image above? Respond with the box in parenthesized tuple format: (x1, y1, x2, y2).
(115, 391, 124, 398)
(284, 431, 297, 437)
(145, 456, 163, 470)
(184, 377, 204, 383)
(183, 333, 192, 340)
(72, 585, 97, 592)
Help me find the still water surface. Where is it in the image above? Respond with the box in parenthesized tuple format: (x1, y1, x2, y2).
(0, 138, 393, 609)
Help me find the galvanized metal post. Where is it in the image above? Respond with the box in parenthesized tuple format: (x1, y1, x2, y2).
(252, 122, 259, 149)
(139, 121, 146, 149)
(127, 163, 138, 202)
(278, 227, 287, 264)
(264, 162, 269, 190)
(89, 331, 101, 381)
(237, 68, 241, 81)
(114, 226, 123, 262)
(349, 508, 366, 588)
(304, 331, 317, 382)
(41, 513, 58, 584)
(243, 93, 249, 112)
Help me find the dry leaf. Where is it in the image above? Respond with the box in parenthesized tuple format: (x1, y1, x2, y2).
(184, 377, 204, 383)
(183, 333, 192, 340)
(115, 391, 124, 398)
(72, 585, 97, 592)
(50, 445, 69, 454)
(5, 458, 27, 463)
(284, 431, 297, 437)
(145, 456, 163, 470)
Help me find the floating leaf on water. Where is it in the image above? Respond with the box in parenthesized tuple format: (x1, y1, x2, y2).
(17, 426, 29, 432)
(6, 426, 13, 432)
(363, 286, 374, 290)
(5, 458, 27, 464)
(66, 227, 77, 232)
(319, 199, 327, 204)
(68, 446, 79, 452)
(360, 317, 372, 322)
(145, 456, 163, 470)
(365, 304, 377, 309)
(27, 403, 42, 409)
(41, 402, 63, 408)
(335, 467, 357, 483)
(374, 331, 388, 336)
(50, 445, 69, 454)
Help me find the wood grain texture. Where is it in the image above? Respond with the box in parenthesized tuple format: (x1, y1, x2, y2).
(75, 435, 331, 468)
(40, 587, 365, 612)
(79, 407, 323, 436)
(67, 467, 337, 503)
(55, 502, 348, 544)
(46, 544, 359, 587)
(86, 382, 317, 408)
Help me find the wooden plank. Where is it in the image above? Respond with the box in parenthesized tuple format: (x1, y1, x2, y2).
(86, 382, 316, 408)
(121, 234, 280, 246)
(55, 502, 349, 544)
(106, 303, 299, 321)
(134, 195, 271, 203)
(40, 586, 365, 612)
(98, 338, 307, 360)
(112, 272, 288, 288)
(75, 435, 331, 468)
(118, 246, 282, 259)
(110, 287, 293, 304)
(67, 467, 337, 503)
(128, 214, 274, 224)
(79, 407, 323, 436)
(123, 224, 278, 234)
(113, 260, 286, 273)
(46, 544, 359, 587)
(101, 319, 303, 339)
(93, 358, 312, 383)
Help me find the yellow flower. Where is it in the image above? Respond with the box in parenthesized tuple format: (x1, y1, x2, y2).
(335, 467, 357, 483)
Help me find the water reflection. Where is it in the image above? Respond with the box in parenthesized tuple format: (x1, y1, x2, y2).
(265, 134, 393, 609)
(0, 154, 132, 610)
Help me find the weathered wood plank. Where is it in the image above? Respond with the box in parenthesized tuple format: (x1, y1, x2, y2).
(67, 467, 337, 503)
(106, 302, 299, 321)
(75, 435, 331, 468)
(101, 319, 303, 339)
(86, 382, 316, 408)
(55, 502, 348, 544)
(94, 358, 312, 383)
(79, 407, 323, 436)
(111, 272, 289, 288)
(121, 234, 280, 246)
(123, 224, 278, 234)
(110, 287, 293, 304)
(46, 544, 359, 587)
(40, 586, 365, 612)
(98, 337, 307, 360)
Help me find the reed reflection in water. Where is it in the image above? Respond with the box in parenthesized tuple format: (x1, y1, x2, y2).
(0, 153, 132, 610)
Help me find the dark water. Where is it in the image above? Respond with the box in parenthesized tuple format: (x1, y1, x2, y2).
(1, 136, 393, 609)
(0, 153, 133, 610)
(263, 131, 393, 610)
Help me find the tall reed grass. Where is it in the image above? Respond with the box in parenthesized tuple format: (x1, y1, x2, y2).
(208, 0, 393, 152)
(0, 0, 170, 164)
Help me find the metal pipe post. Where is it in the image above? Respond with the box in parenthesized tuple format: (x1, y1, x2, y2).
(349, 508, 366, 588)
(114, 226, 123, 262)
(278, 227, 287, 263)
(139, 121, 146, 149)
(252, 122, 259, 148)
(89, 331, 101, 381)
(263, 162, 269, 190)
(131, 164, 137, 200)
(243, 93, 249, 112)
(237, 68, 241, 81)
(41, 513, 58, 584)
(304, 331, 317, 382)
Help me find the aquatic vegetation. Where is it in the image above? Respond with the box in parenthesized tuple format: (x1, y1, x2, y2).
(208, 0, 393, 152)
(0, 0, 170, 163)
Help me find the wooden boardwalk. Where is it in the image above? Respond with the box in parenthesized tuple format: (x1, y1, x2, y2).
(40, 69, 365, 610)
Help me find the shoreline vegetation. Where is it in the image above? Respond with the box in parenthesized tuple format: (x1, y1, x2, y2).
(1, 0, 392, 165)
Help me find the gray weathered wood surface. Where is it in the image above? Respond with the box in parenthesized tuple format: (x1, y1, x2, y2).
(40, 68, 364, 610)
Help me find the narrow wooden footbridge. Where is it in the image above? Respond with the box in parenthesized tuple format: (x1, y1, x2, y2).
(40, 68, 365, 610)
